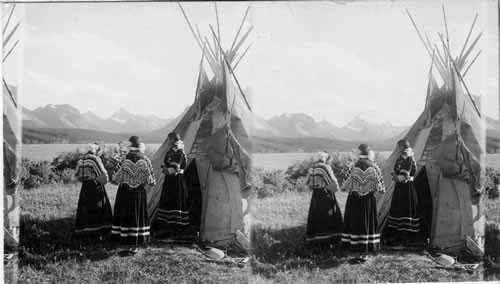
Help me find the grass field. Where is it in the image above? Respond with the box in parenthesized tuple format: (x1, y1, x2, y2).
(10, 149, 500, 282)
(13, 184, 500, 283)
(249, 191, 488, 283)
(16, 183, 250, 283)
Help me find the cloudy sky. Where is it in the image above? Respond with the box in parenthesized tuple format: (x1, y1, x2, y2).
(4, 0, 499, 127)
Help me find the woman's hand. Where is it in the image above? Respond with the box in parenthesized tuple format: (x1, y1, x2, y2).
(326, 182, 338, 193)
(391, 173, 398, 182)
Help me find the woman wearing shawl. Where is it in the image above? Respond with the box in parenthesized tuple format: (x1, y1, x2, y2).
(157, 132, 189, 235)
(341, 144, 385, 261)
(386, 139, 420, 245)
(112, 136, 156, 253)
(74, 143, 113, 236)
(305, 152, 343, 244)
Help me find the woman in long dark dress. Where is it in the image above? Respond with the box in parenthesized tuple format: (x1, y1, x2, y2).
(156, 132, 189, 236)
(341, 144, 385, 261)
(386, 139, 420, 245)
(305, 152, 343, 244)
(112, 136, 156, 252)
(74, 143, 113, 236)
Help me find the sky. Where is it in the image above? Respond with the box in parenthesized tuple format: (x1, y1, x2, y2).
(3, 0, 499, 128)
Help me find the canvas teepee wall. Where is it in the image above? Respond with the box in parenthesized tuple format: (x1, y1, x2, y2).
(376, 10, 485, 252)
(147, 5, 253, 244)
(3, 4, 22, 250)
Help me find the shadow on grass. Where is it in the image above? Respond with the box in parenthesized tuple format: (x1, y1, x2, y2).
(19, 214, 119, 270)
(251, 224, 347, 278)
(485, 222, 500, 278)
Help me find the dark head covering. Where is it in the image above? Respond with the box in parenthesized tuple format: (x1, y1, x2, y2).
(358, 144, 370, 156)
(129, 136, 140, 148)
(167, 132, 181, 143)
(397, 139, 411, 150)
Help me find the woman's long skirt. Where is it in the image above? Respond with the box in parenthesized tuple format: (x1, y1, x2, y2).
(74, 180, 113, 235)
(387, 181, 420, 236)
(111, 184, 150, 245)
(306, 188, 343, 243)
(342, 192, 380, 253)
(157, 174, 190, 230)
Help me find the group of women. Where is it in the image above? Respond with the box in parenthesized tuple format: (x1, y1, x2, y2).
(74, 133, 190, 254)
(73, 133, 420, 257)
(305, 140, 421, 262)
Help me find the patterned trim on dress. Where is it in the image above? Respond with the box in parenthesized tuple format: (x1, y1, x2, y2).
(307, 162, 337, 189)
(341, 166, 385, 195)
(387, 216, 420, 232)
(157, 209, 190, 225)
(341, 233, 381, 244)
(111, 225, 150, 236)
(113, 157, 156, 188)
(75, 154, 108, 181)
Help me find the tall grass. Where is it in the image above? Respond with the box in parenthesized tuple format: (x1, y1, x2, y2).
(18, 183, 250, 283)
(13, 149, 500, 282)
(250, 191, 484, 283)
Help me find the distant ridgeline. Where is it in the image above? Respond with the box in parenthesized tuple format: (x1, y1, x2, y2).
(22, 128, 158, 145)
(22, 127, 395, 153)
(21, 127, 499, 154)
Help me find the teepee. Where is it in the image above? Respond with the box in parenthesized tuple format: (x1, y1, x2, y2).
(3, 4, 22, 250)
(377, 9, 485, 253)
(147, 4, 253, 245)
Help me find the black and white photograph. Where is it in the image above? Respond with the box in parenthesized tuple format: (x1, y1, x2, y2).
(2, 0, 500, 283)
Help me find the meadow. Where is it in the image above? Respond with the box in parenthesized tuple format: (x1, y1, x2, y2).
(17, 183, 250, 283)
(249, 190, 494, 283)
(10, 145, 500, 282)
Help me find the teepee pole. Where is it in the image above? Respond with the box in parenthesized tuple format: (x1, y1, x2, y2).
(3, 4, 16, 34)
(425, 32, 447, 80)
(210, 25, 252, 111)
(407, 9, 434, 60)
(204, 36, 220, 72)
(433, 43, 449, 81)
(195, 26, 218, 70)
(439, 33, 481, 116)
(195, 42, 207, 99)
(458, 13, 478, 63)
(215, 1, 221, 49)
(229, 6, 251, 55)
(3, 78, 17, 108)
(459, 31, 482, 68)
(233, 43, 253, 70)
(3, 40, 19, 62)
(230, 25, 253, 61)
(462, 49, 482, 78)
(3, 21, 20, 49)
(178, 2, 220, 77)
(177, 2, 203, 50)
(438, 32, 449, 70)
(442, 6, 451, 67)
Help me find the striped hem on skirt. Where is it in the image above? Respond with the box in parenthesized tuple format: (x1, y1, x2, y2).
(387, 216, 420, 232)
(157, 209, 190, 226)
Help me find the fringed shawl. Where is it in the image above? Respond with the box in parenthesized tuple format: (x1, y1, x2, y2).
(307, 162, 338, 189)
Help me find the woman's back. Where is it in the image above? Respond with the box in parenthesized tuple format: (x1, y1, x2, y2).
(76, 153, 106, 181)
(113, 151, 155, 188)
(342, 159, 385, 195)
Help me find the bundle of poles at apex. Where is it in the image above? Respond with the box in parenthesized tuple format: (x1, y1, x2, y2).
(406, 5, 481, 115)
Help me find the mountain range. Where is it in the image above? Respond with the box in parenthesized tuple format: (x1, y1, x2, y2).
(22, 104, 409, 142)
(23, 104, 172, 134)
(265, 113, 408, 141)
(21, 103, 500, 153)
